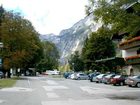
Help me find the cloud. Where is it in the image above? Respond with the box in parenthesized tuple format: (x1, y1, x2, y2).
(0, 0, 88, 34)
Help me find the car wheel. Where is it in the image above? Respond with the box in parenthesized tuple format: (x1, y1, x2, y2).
(77, 77, 80, 80)
(136, 83, 140, 88)
(120, 82, 124, 86)
(128, 85, 132, 87)
(90, 79, 93, 82)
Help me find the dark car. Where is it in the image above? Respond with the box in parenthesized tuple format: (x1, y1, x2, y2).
(102, 74, 116, 84)
(125, 75, 140, 88)
(110, 75, 128, 86)
(0, 71, 4, 79)
(63, 72, 73, 79)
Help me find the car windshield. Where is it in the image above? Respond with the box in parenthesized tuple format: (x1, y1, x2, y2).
(114, 75, 121, 78)
(79, 74, 85, 76)
(132, 76, 139, 78)
(97, 74, 104, 77)
(106, 74, 114, 78)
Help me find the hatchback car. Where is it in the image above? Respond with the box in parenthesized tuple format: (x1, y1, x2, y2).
(110, 75, 128, 86)
(125, 75, 140, 88)
(102, 74, 116, 84)
(96, 74, 107, 83)
(89, 73, 100, 82)
(76, 73, 89, 80)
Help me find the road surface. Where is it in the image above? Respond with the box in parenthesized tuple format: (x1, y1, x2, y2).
(0, 76, 140, 105)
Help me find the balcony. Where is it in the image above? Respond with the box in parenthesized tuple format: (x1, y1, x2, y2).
(125, 55, 140, 65)
(118, 36, 140, 50)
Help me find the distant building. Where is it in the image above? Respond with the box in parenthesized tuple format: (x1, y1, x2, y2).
(111, 1, 140, 75)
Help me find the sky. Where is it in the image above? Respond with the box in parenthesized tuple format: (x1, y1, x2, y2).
(0, 0, 88, 35)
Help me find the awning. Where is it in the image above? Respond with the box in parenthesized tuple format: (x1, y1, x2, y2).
(95, 57, 124, 63)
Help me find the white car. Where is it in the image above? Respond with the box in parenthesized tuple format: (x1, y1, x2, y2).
(95, 74, 107, 83)
(45, 70, 60, 75)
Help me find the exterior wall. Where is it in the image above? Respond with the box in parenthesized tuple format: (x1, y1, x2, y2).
(123, 65, 140, 75)
(120, 37, 140, 75)
(133, 65, 140, 75)
(122, 47, 140, 58)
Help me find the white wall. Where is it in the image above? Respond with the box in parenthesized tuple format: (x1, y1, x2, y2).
(122, 47, 140, 58)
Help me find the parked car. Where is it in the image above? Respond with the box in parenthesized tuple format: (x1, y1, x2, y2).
(110, 75, 128, 86)
(102, 74, 116, 84)
(45, 70, 60, 75)
(125, 75, 140, 88)
(0, 71, 4, 79)
(63, 72, 73, 79)
(70, 73, 77, 80)
(89, 73, 100, 82)
(96, 74, 107, 83)
(76, 73, 89, 80)
(70, 73, 89, 80)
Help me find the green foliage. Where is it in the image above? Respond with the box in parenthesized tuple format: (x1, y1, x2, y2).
(81, 27, 115, 70)
(87, 0, 140, 37)
(36, 41, 60, 72)
(0, 6, 4, 26)
(0, 10, 43, 70)
(69, 51, 84, 72)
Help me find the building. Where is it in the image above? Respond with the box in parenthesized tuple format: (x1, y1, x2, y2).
(118, 36, 140, 75)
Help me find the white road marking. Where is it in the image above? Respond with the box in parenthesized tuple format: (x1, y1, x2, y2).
(0, 87, 33, 92)
(46, 92, 59, 98)
(80, 86, 118, 94)
(28, 79, 31, 88)
(43, 86, 69, 92)
(0, 100, 5, 103)
(46, 80, 58, 85)
(80, 86, 94, 94)
(43, 86, 53, 91)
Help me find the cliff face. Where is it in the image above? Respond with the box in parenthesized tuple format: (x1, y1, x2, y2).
(40, 15, 101, 64)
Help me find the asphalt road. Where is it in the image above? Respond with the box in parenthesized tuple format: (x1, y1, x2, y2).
(0, 75, 140, 105)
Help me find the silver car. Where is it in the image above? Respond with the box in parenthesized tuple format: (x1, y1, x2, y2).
(76, 73, 89, 80)
(125, 75, 140, 88)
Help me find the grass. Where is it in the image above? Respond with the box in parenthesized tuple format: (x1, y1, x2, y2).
(0, 77, 19, 88)
(49, 74, 64, 78)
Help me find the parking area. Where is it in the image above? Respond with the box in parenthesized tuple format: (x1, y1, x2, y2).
(63, 72, 140, 88)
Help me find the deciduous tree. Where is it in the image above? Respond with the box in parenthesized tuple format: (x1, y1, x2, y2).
(86, 0, 140, 38)
(1, 10, 43, 71)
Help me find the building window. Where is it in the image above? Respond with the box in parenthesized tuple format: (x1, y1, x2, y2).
(137, 48, 140, 54)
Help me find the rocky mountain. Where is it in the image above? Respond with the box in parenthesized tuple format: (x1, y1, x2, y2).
(40, 15, 101, 64)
